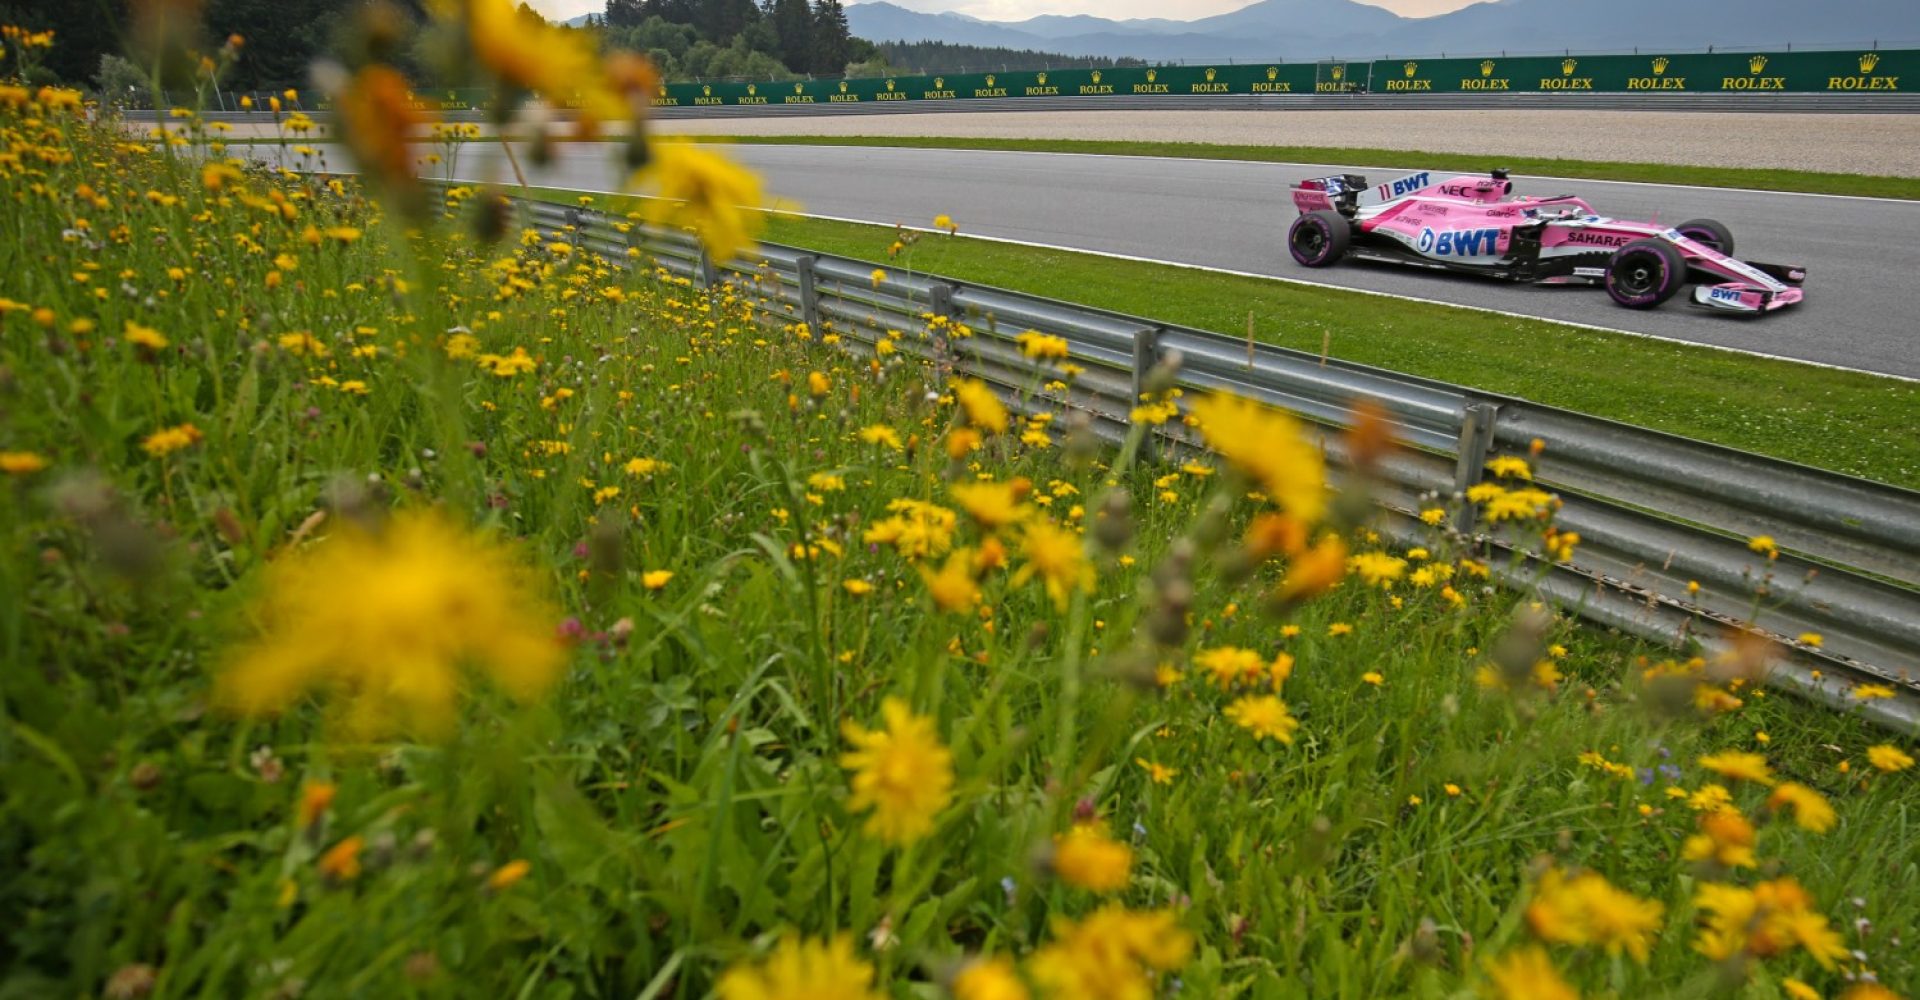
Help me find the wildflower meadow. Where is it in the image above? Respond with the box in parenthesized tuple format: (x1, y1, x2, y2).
(1, 6, 1916, 998)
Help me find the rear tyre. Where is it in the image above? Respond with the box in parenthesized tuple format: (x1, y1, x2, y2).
(1605, 240, 1688, 309)
(1675, 218, 1735, 255)
(1289, 211, 1351, 268)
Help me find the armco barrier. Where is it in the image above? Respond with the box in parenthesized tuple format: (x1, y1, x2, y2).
(484, 189, 1920, 734)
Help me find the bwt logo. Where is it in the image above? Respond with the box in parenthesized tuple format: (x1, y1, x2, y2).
(1652, 57, 1670, 75)
(1861, 52, 1882, 73)
(1419, 228, 1501, 256)
(1387, 173, 1431, 197)
(1749, 55, 1769, 74)
(1710, 287, 1744, 304)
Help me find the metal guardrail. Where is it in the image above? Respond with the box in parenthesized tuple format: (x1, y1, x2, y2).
(500, 193, 1920, 733)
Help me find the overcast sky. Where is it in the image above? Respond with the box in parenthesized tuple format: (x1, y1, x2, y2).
(526, 0, 1486, 23)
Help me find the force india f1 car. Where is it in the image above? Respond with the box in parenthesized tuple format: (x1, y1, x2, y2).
(1286, 169, 1806, 313)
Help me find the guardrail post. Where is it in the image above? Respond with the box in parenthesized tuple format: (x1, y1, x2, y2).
(698, 247, 720, 290)
(1451, 401, 1500, 534)
(795, 254, 821, 331)
(928, 282, 954, 320)
(1130, 325, 1162, 460)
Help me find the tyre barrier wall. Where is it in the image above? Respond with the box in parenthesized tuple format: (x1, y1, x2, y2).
(473, 187, 1920, 733)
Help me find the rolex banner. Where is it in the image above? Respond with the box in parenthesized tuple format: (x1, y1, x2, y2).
(308, 48, 1910, 112)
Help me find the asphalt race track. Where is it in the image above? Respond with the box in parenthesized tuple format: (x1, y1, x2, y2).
(250, 142, 1920, 378)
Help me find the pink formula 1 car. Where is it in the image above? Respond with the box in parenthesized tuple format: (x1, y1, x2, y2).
(1286, 169, 1806, 313)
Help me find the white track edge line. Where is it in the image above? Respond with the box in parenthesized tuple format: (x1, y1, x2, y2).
(519, 179, 1916, 384)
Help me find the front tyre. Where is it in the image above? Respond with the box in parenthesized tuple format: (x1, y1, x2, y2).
(1288, 211, 1351, 268)
(1605, 240, 1688, 309)
(1674, 218, 1735, 255)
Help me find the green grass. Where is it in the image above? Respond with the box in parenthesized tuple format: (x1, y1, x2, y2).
(529, 186, 1920, 490)
(11, 107, 1919, 999)
(688, 135, 1920, 201)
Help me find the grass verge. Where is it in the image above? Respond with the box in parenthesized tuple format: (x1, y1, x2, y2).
(11, 107, 1919, 998)
(679, 134, 1920, 201)
(528, 186, 1920, 489)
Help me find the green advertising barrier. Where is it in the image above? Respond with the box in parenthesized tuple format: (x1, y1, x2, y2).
(277, 47, 1912, 113)
(651, 63, 1322, 108)
(645, 48, 1910, 109)
(1369, 48, 1909, 94)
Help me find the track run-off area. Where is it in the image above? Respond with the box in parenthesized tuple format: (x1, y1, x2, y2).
(244, 141, 1920, 379)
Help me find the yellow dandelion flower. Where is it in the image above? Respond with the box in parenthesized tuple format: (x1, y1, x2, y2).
(1867, 744, 1914, 772)
(1482, 946, 1578, 1000)
(952, 956, 1028, 1000)
(1028, 906, 1191, 1000)
(486, 859, 531, 891)
(1135, 758, 1177, 785)
(1766, 782, 1837, 833)
(1485, 455, 1532, 480)
(124, 321, 168, 351)
(215, 511, 566, 741)
(840, 697, 953, 845)
(318, 835, 364, 881)
(1347, 551, 1407, 589)
(1524, 867, 1665, 963)
(920, 548, 981, 613)
(1010, 516, 1093, 610)
(950, 480, 1029, 530)
(1223, 694, 1298, 744)
(632, 142, 764, 265)
(141, 423, 203, 458)
(1051, 823, 1132, 893)
(953, 379, 1009, 435)
(716, 934, 883, 1000)
(1681, 809, 1757, 869)
(1187, 392, 1326, 522)
(1698, 750, 1776, 785)
(1, 451, 49, 475)
(642, 570, 674, 590)
(858, 424, 903, 450)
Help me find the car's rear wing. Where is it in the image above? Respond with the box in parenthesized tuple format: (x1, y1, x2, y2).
(1291, 174, 1369, 215)
(1291, 170, 1438, 215)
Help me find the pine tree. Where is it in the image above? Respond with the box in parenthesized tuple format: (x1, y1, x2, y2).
(769, 0, 812, 73)
(694, 0, 759, 44)
(808, 0, 849, 76)
(604, 0, 647, 27)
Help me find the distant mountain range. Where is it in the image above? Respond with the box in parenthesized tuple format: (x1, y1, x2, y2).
(846, 0, 1920, 62)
